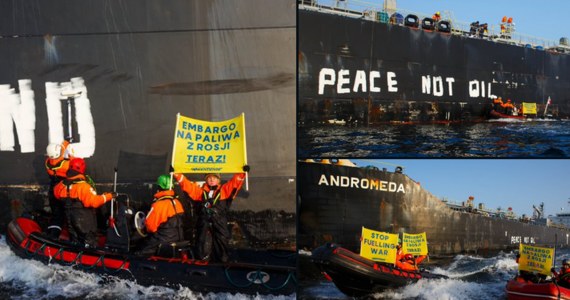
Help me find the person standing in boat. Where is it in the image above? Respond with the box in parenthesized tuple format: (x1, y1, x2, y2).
(138, 174, 186, 255)
(54, 158, 114, 248)
(45, 139, 72, 239)
(173, 165, 249, 262)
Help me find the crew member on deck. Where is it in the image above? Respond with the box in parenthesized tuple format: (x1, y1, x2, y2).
(174, 166, 249, 262)
(432, 11, 441, 22)
(54, 158, 114, 248)
(45, 140, 72, 238)
(138, 174, 186, 255)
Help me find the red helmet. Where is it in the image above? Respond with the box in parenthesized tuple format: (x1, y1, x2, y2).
(404, 254, 414, 261)
(69, 158, 86, 174)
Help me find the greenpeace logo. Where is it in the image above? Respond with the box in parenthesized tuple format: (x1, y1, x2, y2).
(318, 174, 405, 193)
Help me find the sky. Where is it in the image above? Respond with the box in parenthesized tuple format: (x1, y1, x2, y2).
(343, 0, 570, 43)
(352, 159, 570, 218)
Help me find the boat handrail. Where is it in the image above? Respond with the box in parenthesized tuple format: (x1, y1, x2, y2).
(299, 0, 562, 51)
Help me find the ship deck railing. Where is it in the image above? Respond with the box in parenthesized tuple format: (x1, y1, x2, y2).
(299, 0, 564, 52)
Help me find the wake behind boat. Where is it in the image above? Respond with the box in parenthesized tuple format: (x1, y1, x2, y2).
(6, 210, 297, 296)
(309, 243, 447, 297)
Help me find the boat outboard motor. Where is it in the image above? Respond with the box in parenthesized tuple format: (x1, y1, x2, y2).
(105, 194, 134, 253)
(422, 17, 436, 30)
(404, 14, 419, 28)
(437, 20, 451, 33)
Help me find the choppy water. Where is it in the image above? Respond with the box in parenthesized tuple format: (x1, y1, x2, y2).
(298, 120, 570, 157)
(299, 248, 570, 300)
(0, 236, 294, 300)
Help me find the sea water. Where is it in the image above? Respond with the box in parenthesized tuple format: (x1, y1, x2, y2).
(299, 248, 570, 300)
(298, 120, 570, 157)
(0, 236, 295, 300)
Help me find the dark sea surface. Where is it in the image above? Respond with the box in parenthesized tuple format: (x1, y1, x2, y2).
(0, 236, 294, 300)
(299, 248, 570, 299)
(298, 119, 570, 158)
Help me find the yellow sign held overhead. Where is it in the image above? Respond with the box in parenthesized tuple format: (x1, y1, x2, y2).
(402, 232, 428, 256)
(360, 227, 398, 263)
(522, 102, 537, 115)
(518, 243, 554, 276)
(171, 113, 247, 174)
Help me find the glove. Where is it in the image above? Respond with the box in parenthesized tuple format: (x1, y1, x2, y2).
(242, 165, 250, 172)
(103, 192, 114, 201)
(169, 165, 175, 173)
(173, 173, 184, 182)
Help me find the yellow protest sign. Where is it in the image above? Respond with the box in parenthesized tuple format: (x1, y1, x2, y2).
(402, 232, 428, 256)
(522, 102, 537, 115)
(171, 113, 247, 173)
(518, 243, 554, 276)
(360, 227, 398, 263)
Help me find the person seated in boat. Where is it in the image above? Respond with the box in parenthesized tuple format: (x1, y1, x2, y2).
(395, 244, 427, 272)
(501, 99, 515, 115)
(493, 97, 504, 112)
(552, 259, 570, 286)
(137, 174, 186, 256)
(53, 158, 114, 248)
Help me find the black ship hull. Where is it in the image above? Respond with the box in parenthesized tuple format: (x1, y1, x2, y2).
(298, 6, 570, 124)
(0, 0, 296, 247)
(298, 161, 570, 255)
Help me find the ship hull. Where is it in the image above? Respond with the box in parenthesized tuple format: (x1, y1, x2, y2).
(298, 161, 570, 255)
(298, 7, 570, 124)
(0, 0, 296, 248)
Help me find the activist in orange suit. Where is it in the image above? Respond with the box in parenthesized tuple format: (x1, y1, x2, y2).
(54, 158, 114, 248)
(138, 174, 185, 255)
(45, 140, 72, 238)
(174, 165, 249, 262)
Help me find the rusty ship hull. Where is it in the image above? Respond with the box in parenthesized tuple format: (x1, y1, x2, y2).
(298, 161, 569, 255)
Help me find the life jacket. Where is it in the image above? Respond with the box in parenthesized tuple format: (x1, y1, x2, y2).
(145, 190, 185, 243)
(45, 157, 70, 182)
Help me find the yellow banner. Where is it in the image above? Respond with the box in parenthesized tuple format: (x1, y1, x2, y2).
(172, 113, 247, 173)
(402, 232, 428, 255)
(360, 227, 398, 263)
(518, 243, 554, 276)
(522, 102, 537, 115)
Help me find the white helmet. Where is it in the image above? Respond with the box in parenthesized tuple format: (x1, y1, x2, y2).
(46, 143, 62, 159)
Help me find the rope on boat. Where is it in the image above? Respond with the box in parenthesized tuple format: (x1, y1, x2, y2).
(224, 267, 296, 291)
(24, 240, 127, 272)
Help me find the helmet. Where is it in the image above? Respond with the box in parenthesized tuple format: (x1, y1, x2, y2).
(156, 174, 172, 190)
(436, 11, 440, 16)
(69, 158, 86, 174)
(405, 254, 414, 261)
(204, 173, 221, 181)
(46, 143, 62, 159)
